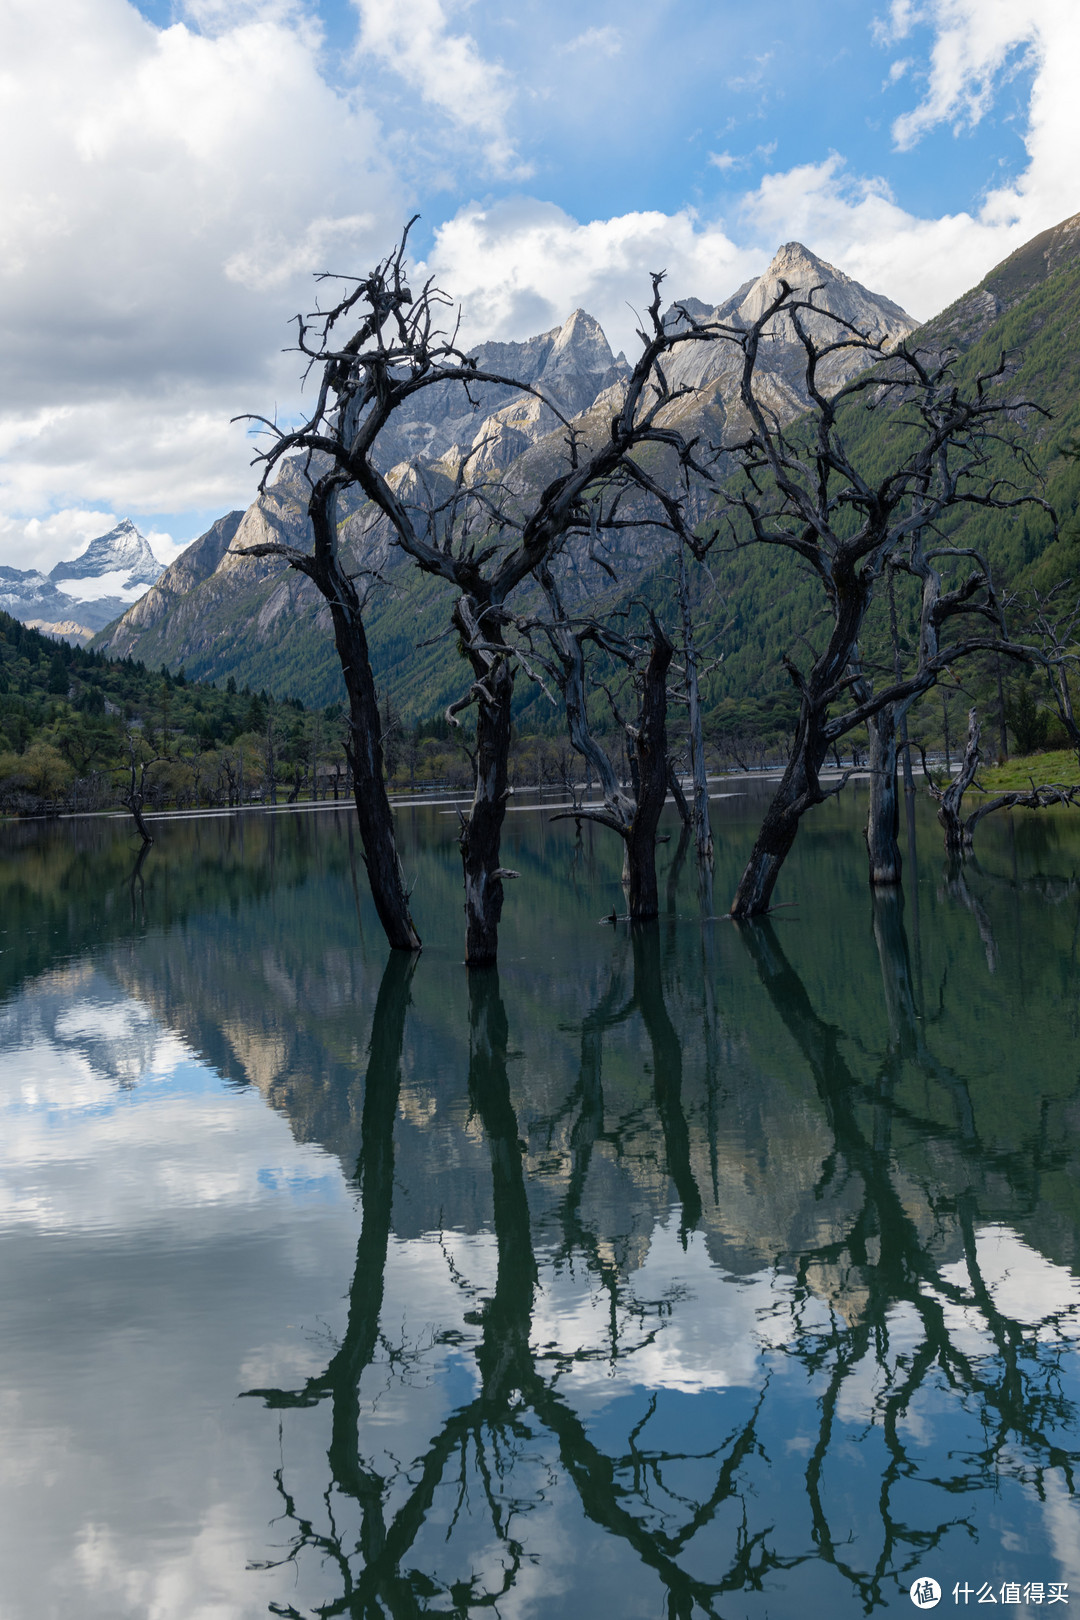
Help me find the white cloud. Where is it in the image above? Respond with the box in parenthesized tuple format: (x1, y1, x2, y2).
(0, 0, 400, 561)
(561, 26, 622, 57)
(3, 0, 1080, 573)
(422, 198, 759, 355)
(423, 0, 1080, 351)
(353, 0, 524, 177)
(885, 0, 1047, 149)
(0, 395, 258, 537)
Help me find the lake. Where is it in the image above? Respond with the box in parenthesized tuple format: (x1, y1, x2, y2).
(1, 784, 1078, 1618)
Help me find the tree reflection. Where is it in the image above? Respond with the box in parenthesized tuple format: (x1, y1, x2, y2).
(246, 952, 772, 1617)
(737, 913, 1080, 1607)
(246, 919, 1080, 1619)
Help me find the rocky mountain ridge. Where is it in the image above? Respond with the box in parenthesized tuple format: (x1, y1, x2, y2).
(92, 240, 917, 688)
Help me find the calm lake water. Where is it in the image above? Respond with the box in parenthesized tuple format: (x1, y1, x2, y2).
(1, 785, 1079, 1619)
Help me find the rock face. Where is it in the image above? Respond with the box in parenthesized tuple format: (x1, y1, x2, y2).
(22, 619, 96, 647)
(931, 209, 1080, 348)
(376, 306, 629, 475)
(96, 512, 244, 660)
(90, 239, 920, 702)
(658, 241, 916, 411)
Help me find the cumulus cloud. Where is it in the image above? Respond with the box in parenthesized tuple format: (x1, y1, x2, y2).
(0, 0, 400, 565)
(421, 198, 760, 355)
(884, 0, 1044, 148)
(423, 0, 1080, 352)
(353, 0, 523, 177)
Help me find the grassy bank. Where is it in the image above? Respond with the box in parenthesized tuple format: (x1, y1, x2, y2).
(978, 748, 1080, 790)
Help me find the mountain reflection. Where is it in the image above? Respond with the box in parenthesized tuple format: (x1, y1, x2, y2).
(242, 906, 1080, 1617)
(3, 801, 1080, 1615)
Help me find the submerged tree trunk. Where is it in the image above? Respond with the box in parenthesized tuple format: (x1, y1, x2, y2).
(730, 571, 871, 919)
(937, 708, 981, 856)
(865, 706, 902, 886)
(126, 796, 154, 846)
(730, 705, 829, 918)
(123, 740, 156, 846)
(239, 478, 421, 953)
(456, 606, 516, 968)
(624, 622, 673, 921)
(326, 572, 421, 953)
(677, 544, 713, 865)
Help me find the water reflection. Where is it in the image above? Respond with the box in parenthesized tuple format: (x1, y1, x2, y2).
(243, 905, 1080, 1615)
(247, 958, 763, 1616)
(1, 798, 1080, 1616)
(737, 913, 1080, 1604)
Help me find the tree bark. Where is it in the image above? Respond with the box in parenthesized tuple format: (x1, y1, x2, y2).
(456, 607, 515, 967)
(865, 706, 902, 886)
(326, 569, 421, 953)
(937, 708, 981, 856)
(624, 623, 673, 921)
(677, 544, 713, 864)
(126, 796, 154, 846)
(730, 704, 829, 917)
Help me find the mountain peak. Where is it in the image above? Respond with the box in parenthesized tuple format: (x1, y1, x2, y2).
(768, 241, 831, 274)
(736, 242, 914, 344)
(50, 520, 164, 589)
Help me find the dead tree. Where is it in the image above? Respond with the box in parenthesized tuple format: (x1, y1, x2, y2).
(532, 567, 675, 920)
(238, 222, 728, 963)
(673, 540, 716, 864)
(721, 282, 1051, 917)
(1030, 582, 1080, 762)
(924, 707, 1079, 854)
(120, 737, 159, 846)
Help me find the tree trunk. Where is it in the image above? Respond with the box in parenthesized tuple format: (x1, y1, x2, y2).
(624, 623, 673, 921)
(937, 708, 980, 857)
(126, 796, 153, 846)
(731, 568, 870, 918)
(667, 761, 691, 828)
(456, 606, 515, 967)
(865, 706, 902, 886)
(328, 594, 421, 952)
(730, 709, 827, 917)
(677, 544, 713, 864)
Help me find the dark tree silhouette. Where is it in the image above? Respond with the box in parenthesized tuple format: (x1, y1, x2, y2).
(720, 282, 1049, 915)
(239, 225, 729, 962)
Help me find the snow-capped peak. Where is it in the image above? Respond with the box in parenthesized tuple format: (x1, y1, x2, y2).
(50, 519, 164, 591)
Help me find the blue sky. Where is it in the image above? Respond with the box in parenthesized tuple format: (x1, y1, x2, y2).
(0, 0, 1076, 568)
(289, 0, 1038, 232)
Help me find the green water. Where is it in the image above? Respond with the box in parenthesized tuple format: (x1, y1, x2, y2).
(0, 786, 1078, 1618)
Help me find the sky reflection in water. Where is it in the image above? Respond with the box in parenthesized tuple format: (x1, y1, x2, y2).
(0, 792, 1078, 1617)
